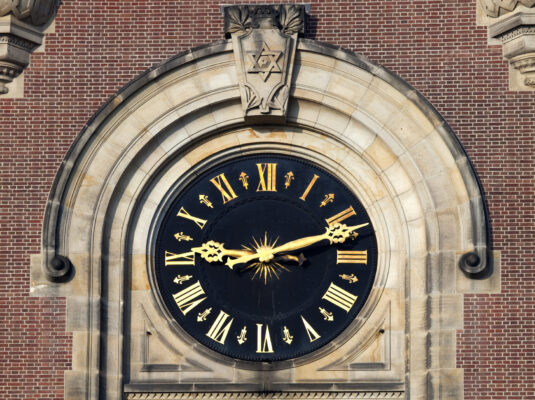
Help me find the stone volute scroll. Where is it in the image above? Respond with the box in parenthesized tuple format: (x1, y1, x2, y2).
(0, 0, 60, 95)
(224, 4, 305, 122)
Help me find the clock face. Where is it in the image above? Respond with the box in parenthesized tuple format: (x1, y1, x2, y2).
(153, 154, 377, 362)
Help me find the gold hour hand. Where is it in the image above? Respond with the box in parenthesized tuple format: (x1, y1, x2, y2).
(191, 240, 253, 268)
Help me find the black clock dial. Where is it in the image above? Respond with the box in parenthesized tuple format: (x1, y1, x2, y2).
(153, 155, 377, 362)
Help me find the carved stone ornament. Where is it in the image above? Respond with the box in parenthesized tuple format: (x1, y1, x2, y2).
(224, 4, 305, 122)
(488, 11, 535, 90)
(0, 0, 60, 94)
(480, 0, 535, 17)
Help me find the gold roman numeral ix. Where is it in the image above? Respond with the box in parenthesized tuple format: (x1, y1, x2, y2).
(173, 281, 207, 315)
(256, 323, 274, 353)
(322, 282, 358, 312)
(177, 207, 207, 229)
(325, 206, 356, 226)
(256, 163, 277, 192)
(300, 174, 319, 201)
(165, 250, 195, 266)
(210, 173, 238, 204)
(206, 310, 234, 344)
(301, 316, 321, 342)
(336, 250, 368, 264)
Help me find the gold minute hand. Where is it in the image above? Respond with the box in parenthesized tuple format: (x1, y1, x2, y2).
(191, 241, 253, 268)
(226, 222, 369, 269)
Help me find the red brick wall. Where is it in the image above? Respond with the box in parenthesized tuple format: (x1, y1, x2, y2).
(0, 1, 533, 399)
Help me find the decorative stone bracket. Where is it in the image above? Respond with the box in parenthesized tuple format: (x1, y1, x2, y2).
(479, 0, 535, 90)
(0, 0, 60, 95)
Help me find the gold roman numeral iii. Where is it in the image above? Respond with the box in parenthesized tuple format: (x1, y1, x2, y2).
(256, 163, 277, 192)
(325, 206, 356, 226)
(322, 282, 358, 312)
(336, 250, 367, 264)
(173, 281, 206, 315)
(206, 310, 234, 344)
(210, 173, 238, 204)
(300, 174, 319, 201)
(256, 323, 274, 353)
(177, 207, 207, 229)
(165, 250, 195, 266)
(301, 316, 321, 342)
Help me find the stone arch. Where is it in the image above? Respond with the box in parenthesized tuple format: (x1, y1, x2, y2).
(32, 38, 493, 399)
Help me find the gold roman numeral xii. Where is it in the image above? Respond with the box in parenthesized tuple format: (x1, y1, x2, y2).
(256, 163, 277, 192)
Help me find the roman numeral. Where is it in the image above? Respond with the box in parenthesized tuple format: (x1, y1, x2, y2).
(301, 316, 321, 342)
(165, 250, 195, 266)
(210, 173, 238, 204)
(173, 281, 206, 315)
(256, 163, 277, 192)
(300, 174, 319, 201)
(256, 323, 274, 353)
(177, 207, 207, 229)
(336, 250, 367, 264)
(206, 310, 234, 344)
(322, 282, 358, 312)
(325, 206, 356, 226)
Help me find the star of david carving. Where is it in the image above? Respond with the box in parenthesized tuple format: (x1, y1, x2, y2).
(247, 42, 283, 81)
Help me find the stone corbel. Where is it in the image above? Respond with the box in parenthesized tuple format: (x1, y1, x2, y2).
(479, 1, 535, 90)
(0, 0, 60, 95)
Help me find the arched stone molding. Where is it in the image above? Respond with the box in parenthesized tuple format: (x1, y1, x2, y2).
(31, 38, 495, 399)
(0, 0, 60, 96)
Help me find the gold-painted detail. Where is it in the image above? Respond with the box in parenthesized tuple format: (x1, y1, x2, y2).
(301, 316, 321, 342)
(256, 163, 277, 192)
(191, 240, 252, 268)
(173, 281, 207, 315)
(199, 194, 214, 208)
(242, 233, 288, 284)
(226, 223, 369, 270)
(165, 250, 195, 266)
(284, 171, 294, 189)
(210, 173, 238, 204)
(318, 307, 334, 321)
(206, 310, 234, 344)
(237, 326, 247, 345)
(322, 282, 358, 312)
(339, 273, 359, 284)
(300, 174, 319, 201)
(239, 172, 249, 190)
(197, 307, 212, 322)
(177, 207, 208, 230)
(337, 250, 368, 264)
(174, 232, 193, 242)
(320, 193, 334, 207)
(256, 323, 274, 353)
(282, 326, 293, 344)
(325, 206, 356, 226)
(174, 274, 193, 285)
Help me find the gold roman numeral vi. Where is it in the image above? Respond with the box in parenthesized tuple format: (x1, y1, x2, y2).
(165, 250, 195, 266)
(322, 282, 358, 312)
(336, 250, 368, 264)
(325, 206, 356, 226)
(210, 173, 238, 204)
(256, 163, 277, 192)
(173, 281, 206, 315)
(206, 310, 234, 344)
(256, 323, 274, 353)
(177, 207, 207, 229)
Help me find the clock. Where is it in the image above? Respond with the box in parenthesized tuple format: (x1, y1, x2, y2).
(153, 154, 377, 362)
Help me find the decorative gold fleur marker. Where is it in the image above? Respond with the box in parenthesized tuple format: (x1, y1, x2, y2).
(239, 172, 249, 189)
(237, 326, 247, 344)
(339, 273, 358, 284)
(284, 171, 294, 189)
(174, 232, 193, 242)
(199, 194, 213, 208)
(319, 307, 334, 321)
(197, 307, 212, 322)
(282, 326, 293, 344)
(320, 193, 334, 207)
(173, 274, 193, 285)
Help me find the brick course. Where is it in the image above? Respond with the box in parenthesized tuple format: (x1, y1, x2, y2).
(0, 1, 533, 399)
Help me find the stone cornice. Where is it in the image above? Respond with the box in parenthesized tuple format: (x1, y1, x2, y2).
(0, 0, 60, 95)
